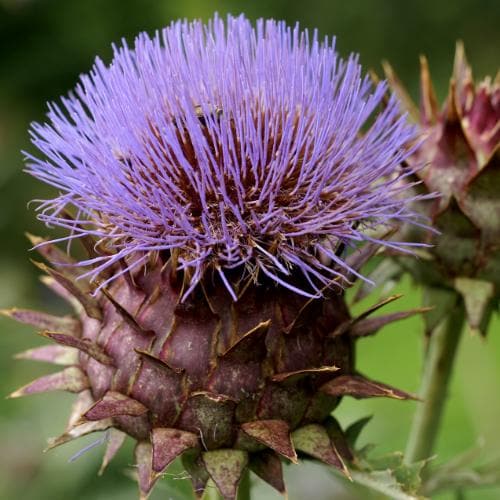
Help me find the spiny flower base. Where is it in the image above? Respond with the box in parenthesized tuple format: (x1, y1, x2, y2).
(5, 240, 422, 499)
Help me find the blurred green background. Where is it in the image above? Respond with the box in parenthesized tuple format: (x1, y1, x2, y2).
(0, 1, 499, 499)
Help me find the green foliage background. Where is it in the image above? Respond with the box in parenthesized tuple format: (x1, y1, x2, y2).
(0, 1, 499, 499)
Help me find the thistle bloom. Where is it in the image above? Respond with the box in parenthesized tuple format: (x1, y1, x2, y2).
(8, 15, 429, 500)
(383, 43, 500, 335)
(377, 45, 499, 469)
(27, 15, 421, 298)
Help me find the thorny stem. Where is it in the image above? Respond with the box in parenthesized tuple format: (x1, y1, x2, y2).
(404, 294, 465, 465)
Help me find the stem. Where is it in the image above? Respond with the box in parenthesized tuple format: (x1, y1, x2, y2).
(201, 471, 251, 500)
(237, 470, 251, 500)
(405, 298, 465, 464)
(202, 480, 224, 500)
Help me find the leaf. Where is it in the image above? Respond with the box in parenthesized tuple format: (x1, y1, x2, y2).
(393, 458, 427, 494)
(350, 470, 426, 500)
(423, 463, 500, 496)
(349, 450, 429, 499)
(345, 416, 373, 447)
(422, 444, 500, 496)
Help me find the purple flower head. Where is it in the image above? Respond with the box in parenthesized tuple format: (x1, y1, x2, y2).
(26, 14, 425, 299)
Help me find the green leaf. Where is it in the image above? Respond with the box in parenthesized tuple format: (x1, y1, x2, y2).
(393, 459, 426, 494)
(345, 415, 373, 447)
(422, 444, 500, 496)
(350, 470, 426, 500)
(349, 449, 428, 499)
(423, 464, 500, 496)
(363, 452, 426, 494)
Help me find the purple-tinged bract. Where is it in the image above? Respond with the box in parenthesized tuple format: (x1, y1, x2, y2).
(27, 15, 422, 297)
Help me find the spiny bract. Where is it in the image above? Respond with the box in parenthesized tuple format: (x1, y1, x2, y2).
(383, 42, 500, 335)
(6, 15, 428, 500)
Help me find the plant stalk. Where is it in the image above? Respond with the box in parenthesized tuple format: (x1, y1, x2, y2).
(237, 470, 251, 500)
(405, 298, 465, 465)
(201, 480, 224, 500)
(201, 471, 251, 500)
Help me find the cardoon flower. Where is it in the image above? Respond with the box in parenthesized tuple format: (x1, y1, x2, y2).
(383, 42, 500, 335)
(374, 43, 499, 472)
(6, 15, 427, 499)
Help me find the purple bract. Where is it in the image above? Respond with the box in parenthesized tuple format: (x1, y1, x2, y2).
(26, 14, 426, 298)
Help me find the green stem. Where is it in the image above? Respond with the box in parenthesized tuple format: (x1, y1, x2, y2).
(201, 471, 251, 500)
(201, 480, 224, 500)
(237, 470, 251, 500)
(405, 298, 465, 464)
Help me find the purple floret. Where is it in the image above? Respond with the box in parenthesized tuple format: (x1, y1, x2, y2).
(26, 14, 426, 298)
